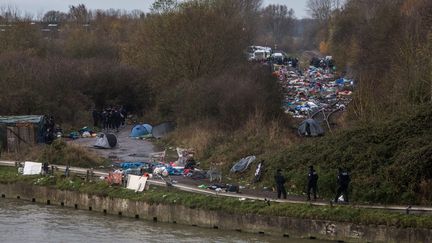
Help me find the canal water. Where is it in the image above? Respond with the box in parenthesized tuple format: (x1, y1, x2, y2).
(0, 198, 323, 243)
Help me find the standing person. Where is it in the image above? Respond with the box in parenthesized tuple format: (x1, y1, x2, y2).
(307, 165, 319, 201)
(107, 109, 113, 132)
(274, 169, 287, 199)
(334, 168, 351, 203)
(92, 109, 100, 127)
(42, 162, 49, 175)
(120, 106, 127, 126)
(113, 108, 121, 132)
(101, 110, 107, 131)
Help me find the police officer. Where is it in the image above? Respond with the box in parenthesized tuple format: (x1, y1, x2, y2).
(335, 168, 351, 203)
(274, 169, 287, 199)
(307, 165, 318, 201)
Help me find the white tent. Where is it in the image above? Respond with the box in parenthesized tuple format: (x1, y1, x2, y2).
(126, 175, 148, 192)
(23, 161, 42, 175)
(94, 133, 117, 149)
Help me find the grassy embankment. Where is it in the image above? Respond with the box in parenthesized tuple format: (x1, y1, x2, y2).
(164, 105, 432, 205)
(0, 140, 109, 168)
(1, 166, 432, 229)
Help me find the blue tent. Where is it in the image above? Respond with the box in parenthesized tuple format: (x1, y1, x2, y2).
(142, 124, 153, 134)
(130, 125, 150, 137)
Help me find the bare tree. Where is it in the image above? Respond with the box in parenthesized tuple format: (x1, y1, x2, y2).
(306, 0, 333, 22)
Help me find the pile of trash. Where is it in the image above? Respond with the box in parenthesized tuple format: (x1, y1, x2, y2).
(274, 62, 354, 119)
(68, 126, 97, 139)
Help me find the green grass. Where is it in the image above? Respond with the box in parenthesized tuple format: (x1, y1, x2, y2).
(1, 166, 432, 229)
(167, 105, 432, 206)
(258, 105, 432, 205)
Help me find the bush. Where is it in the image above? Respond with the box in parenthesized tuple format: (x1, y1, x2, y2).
(38, 140, 108, 168)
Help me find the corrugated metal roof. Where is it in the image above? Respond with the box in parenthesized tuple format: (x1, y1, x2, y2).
(0, 115, 44, 125)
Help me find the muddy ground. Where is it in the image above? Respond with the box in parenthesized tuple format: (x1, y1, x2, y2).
(70, 126, 162, 162)
(71, 126, 322, 201)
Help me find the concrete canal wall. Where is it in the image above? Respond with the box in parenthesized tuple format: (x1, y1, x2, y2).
(0, 183, 431, 243)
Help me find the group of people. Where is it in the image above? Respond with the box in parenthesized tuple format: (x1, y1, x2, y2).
(274, 166, 351, 203)
(310, 56, 335, 71)
(92, 106, 127, 132)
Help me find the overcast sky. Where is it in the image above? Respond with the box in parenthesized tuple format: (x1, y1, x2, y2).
(5, 0, 309, 19)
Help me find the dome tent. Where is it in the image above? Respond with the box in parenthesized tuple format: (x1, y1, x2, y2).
(94, 133, 117, 149)
(142, 124, 152, 134)
(130, 124, 152, 138)
(298, 119, 324, 137)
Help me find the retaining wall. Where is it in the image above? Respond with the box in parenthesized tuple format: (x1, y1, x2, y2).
(0, 183, 431, 243)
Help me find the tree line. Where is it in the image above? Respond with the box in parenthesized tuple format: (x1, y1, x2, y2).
(0, 0, 307, 127)
(308, 0, 432, 120)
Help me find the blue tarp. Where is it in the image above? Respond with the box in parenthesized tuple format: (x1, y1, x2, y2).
(166, 166, 184, 175)
(117, 162, 147, 169)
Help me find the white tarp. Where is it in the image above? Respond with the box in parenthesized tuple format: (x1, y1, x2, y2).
(126, 175, 148, 192)
(23, 161, 42, 175)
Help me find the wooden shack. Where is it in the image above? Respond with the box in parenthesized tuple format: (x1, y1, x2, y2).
(0, 115, 46, 152)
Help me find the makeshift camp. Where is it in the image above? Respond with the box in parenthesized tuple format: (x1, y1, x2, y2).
(230, 155, 256, 173)
(298, 119, 324, 137)
(94, 133, 117, 149)
(152, 122, 176, 139)
(126, 174, 148, 192)
(0, 115, 46, 152)
(130, 124, 152, 138)
(23, 161, 42, 175)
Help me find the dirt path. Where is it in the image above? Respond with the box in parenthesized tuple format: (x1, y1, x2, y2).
(70, 126, 161, 162)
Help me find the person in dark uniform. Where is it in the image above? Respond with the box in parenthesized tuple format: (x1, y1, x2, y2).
(335, 168, 351, 203)
(307, 165, 318, 201)
(274, 169, 287, 199)
(92, 109, 100, 127)
(120, 106, 127, 126)
(112, 108, 121, 132)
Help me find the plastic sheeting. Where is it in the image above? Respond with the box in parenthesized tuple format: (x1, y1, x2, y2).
(230, 156, 256, 173)
(0, 115, 44, 125)
(23, 161, 42, 175)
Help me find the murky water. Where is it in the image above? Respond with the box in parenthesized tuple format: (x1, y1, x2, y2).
(0, 199, 324, 243)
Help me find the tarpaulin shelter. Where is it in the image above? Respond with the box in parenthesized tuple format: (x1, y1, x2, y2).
(298, 119, 324, 137)
(0, 115, 46, 152)
(152, 122, 176, 139)
(94, 133, 117, 149)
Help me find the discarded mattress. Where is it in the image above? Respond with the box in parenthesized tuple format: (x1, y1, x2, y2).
(230, 155, 256, 173)
(94, 133, 117, 149)
(126, 174, 148, 192)
(152, 121, 176, 139)
(23, 161, 42, 175)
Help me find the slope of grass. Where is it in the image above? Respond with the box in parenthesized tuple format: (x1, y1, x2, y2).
(164, 105, 432, 205)
(260, 105, 432, 205)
